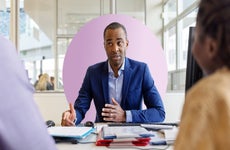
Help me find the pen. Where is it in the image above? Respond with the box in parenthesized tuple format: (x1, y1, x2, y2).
(150, 140, 167, 145)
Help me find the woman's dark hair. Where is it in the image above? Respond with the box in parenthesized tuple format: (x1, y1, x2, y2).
(197, 0, 230, 67)
(103, 22, 128, 39)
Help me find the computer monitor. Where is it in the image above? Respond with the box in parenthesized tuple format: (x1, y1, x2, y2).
(185, 27, 203, 92)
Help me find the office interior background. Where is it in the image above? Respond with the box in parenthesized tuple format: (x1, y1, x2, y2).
(0, 0, 198, 124)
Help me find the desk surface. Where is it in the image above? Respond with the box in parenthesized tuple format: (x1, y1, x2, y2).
(55, 123, 175, 150)
(56, 143, 173, 150)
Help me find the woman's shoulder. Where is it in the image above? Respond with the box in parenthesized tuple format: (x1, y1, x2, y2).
(186, 67, 230, 104)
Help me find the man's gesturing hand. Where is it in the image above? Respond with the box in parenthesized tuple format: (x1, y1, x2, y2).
(102, 98, 126, 122)
(61, 103, 76, 126)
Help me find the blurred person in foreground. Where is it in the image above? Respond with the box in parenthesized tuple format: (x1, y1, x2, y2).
(0, 35, 57, 150)
(174, 0, 230, 149)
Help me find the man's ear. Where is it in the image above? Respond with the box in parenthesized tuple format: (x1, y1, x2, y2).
(207, 37, 218, 60)
(126, 39, 129, 47)
(103, 42, 106, 49)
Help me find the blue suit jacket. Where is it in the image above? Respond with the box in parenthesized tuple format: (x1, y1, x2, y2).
(74, 58, 165, 124)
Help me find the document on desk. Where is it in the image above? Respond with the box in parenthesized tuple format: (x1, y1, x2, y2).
(148, 128, 178, 146)
(141, 124, 174, 130)
(96, 128, 151, 146)
(48, 126, 94, 139)
(102, 126, 155, 139)
(163, 127, 178, 144)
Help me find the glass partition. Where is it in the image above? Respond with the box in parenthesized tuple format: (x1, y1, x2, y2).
(163, 0, 199, 91)
(57, 37, 72, 89)
(164, 25, 176, 71)
(0, 0, 10, 39)
(178, 0, 197, 14)
(57, 0, 101, 35)
(1, 0, 149, 92)
(20, 0, 54, 87)
(163, 0, 176, 25)
(177, 9, 197, 69)
(116, 0, 145, 24)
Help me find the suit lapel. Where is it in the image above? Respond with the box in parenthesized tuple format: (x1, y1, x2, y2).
(101, 61, 110, 104)
(121, 58, 133, 108)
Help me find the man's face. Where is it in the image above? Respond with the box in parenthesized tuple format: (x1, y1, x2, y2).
(104, 27, 129, 68)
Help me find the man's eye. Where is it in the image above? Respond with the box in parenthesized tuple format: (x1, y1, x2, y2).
(117, 41, 124, 46)
(107, 42, 113, 46)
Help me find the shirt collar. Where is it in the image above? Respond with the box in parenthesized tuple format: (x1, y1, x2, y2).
(108, 58, 125, 74)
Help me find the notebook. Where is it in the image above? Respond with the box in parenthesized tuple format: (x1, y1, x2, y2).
(48, 126, 94, 139)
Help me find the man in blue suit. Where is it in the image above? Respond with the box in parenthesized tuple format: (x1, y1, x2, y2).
(61, 22, 165, 126)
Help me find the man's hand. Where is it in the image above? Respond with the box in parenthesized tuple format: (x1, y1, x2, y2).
(102, 98, 126, 122)
(61, 103, 76, 126)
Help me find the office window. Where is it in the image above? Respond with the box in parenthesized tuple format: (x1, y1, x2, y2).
(178, 0, 197, 14)
(116, 0, 145, 24)
(177, 9, 197, 69)
(19, 0, 54, 85)
(0, 0, 10, 39)
(57, 0, 101, 35)
(163, 0, 199, 91)
(163, 0, 176, 25)
(57, 38, 72, 89)
(56, 0, 102, 90)
(164, 25, 176, 71)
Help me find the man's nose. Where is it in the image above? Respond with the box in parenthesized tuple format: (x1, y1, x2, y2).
(111, 44, 119, 52)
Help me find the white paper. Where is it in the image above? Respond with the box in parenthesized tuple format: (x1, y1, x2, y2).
(141, 124, 174, 130)
(48, 126, 94, 139)
(103, 126, 154, 139)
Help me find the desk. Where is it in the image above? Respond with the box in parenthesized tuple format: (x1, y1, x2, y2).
(56, 143, 173, 150)
(55, 123, 175, 150)
(57, 143, 106, 150)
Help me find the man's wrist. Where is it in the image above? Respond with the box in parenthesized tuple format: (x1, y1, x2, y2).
(126, 110, 132, 122)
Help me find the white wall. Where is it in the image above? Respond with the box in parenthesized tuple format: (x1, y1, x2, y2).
(163, 93, 185, 122)
(33, 92, 69, 126)
(34, 92, 185, 126)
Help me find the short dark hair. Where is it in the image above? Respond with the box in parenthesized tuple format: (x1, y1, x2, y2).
(197, 0, 230, 67)
(103, 22, 128, 39)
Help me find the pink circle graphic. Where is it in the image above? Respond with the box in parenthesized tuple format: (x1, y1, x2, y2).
(63, 14, 168, 122)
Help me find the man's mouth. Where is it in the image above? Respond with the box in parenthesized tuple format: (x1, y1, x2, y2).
(112, 55, 121, 60)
